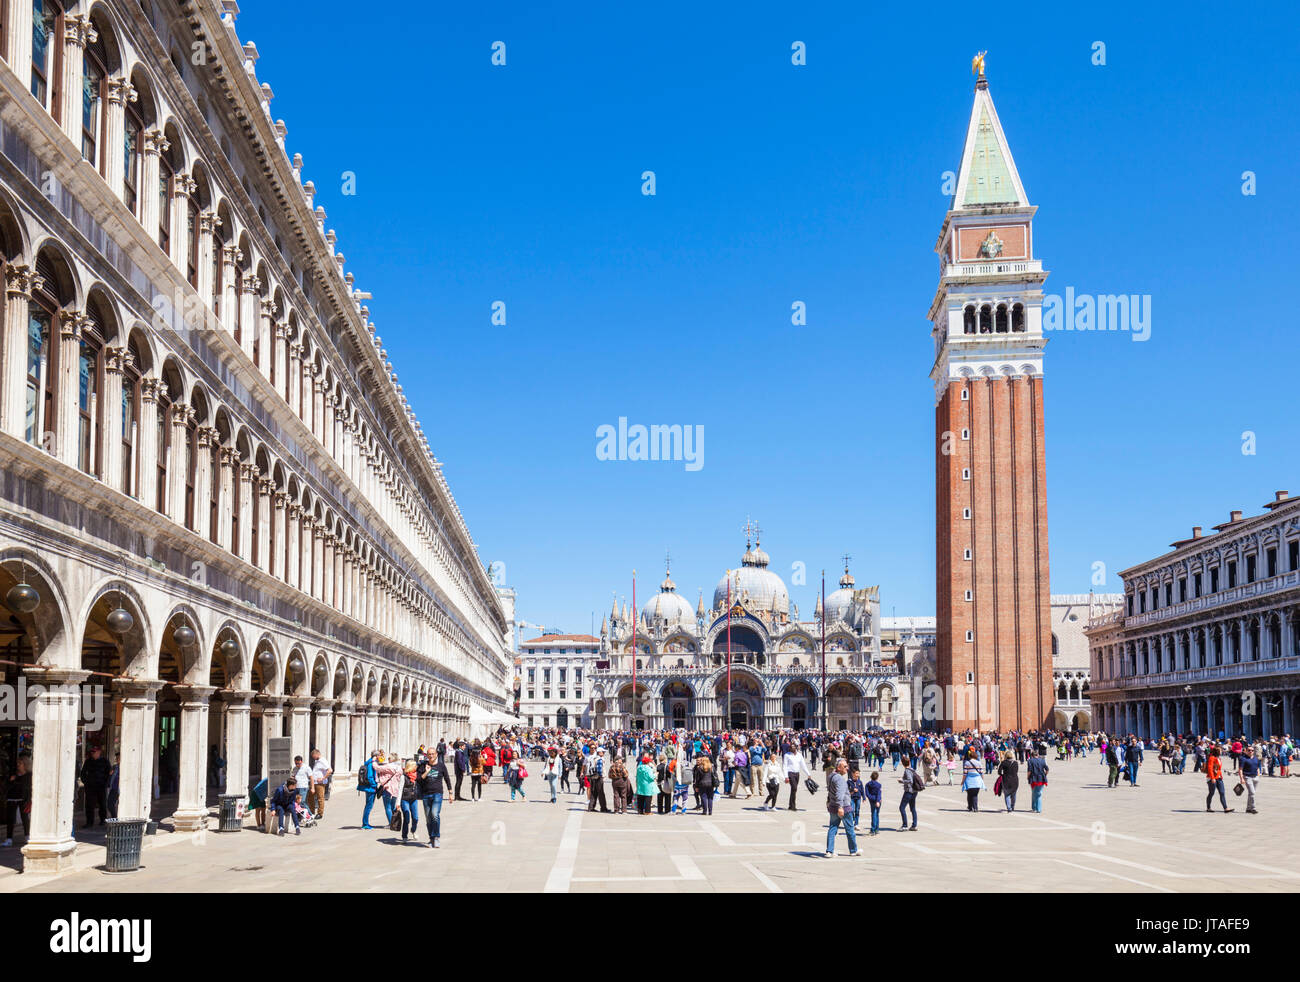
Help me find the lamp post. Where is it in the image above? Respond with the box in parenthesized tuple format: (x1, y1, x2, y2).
(820, 569, 827, 732)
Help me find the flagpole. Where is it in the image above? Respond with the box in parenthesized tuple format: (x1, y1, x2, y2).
(820, 569, 827, 732)
(726, 570, 733, 732)
(626, 569, 631, 728)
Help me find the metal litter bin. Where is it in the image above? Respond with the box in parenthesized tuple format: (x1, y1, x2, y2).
(218, 794, 243, 832)
(104, 818, 146, 872)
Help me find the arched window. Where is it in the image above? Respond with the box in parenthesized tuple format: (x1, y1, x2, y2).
(963, 305, 976, 335)
(185, 184, 200, 287)
(121, 342, 142, 496)
(155, 381, 171, 512)
(995, 304, 1008, 333)
(83, 30, 110, 167)
(158, 145, 175, 252)
(31, 1, 63, 111)
(1051, 632, 1059, 655)
(1011, 303, 1025, 332)
(76, 310, 105, 476)
(978, 304, 992, 333)
(25, 262, 59, 446)
(123, 90, 144, 215)
(184, 409, 197, 529)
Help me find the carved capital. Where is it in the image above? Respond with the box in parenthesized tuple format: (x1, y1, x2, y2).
(64, 14, 98, 48)
(104, 345, 134, 376)
(241, 274, 262, 295)
(59, 310, 93, 342)
(221, 244, 243, 267)
(199, 210, 222, 235)
(173, 174, 198, 198)
(196, 425, 219, 449)
(4, 264, 43, 300)
(260, 297, 278, 318)
(140, 377, 165, 404)
(106, 77, 137, 106)
(143, 127, 170, 158)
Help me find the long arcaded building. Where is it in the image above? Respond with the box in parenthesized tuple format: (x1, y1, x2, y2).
(0, 0, 510, 872)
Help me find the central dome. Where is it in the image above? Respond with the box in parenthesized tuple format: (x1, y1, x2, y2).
(713, 539, 789, 615)
(642, 567, 696, 631)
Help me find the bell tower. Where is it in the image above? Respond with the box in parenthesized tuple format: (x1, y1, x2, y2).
(930, 58, 1053, 732)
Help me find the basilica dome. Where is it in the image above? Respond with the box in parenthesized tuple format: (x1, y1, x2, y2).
(642, 569, 697, 631)
(712, 540, 789, 616)
(824, 565, 857, 625)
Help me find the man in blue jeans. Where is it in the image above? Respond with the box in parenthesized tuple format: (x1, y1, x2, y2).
(824, 759, 860, 857)
(417, 751, 452, 847)
(358, 750, 381, 829)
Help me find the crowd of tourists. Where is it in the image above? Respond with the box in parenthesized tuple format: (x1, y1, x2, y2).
(238, 725, 1299, 857)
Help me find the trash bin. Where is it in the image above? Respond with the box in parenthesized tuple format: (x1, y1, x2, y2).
(104, 818, 146, 872)
(218, 794, 243, 832)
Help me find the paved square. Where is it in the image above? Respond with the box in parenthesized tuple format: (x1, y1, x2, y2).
(6, 756, 1298, 893)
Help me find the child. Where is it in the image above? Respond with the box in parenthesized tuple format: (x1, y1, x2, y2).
(945, 752, 958, 785)
(847, 768, 865, 831)
(865, 770, 883, 835)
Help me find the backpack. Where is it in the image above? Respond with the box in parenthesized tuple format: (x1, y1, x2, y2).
(911, 770, 925, 793)
(357, 761, 370, 789)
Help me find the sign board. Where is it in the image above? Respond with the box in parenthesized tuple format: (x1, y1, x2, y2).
(267, 736, 292, 795)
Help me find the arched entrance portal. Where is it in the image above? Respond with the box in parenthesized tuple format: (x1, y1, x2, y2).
(715, 672, 762, 731)
(556, 707, 568, 729)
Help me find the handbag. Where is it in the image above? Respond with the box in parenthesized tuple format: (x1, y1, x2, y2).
(388, 811, 402, 831)
(804, 777, 819, 795)
(518, 766, 529, 779)
(993, 776, 1003, 796)
(1232, 781, 1245, 796)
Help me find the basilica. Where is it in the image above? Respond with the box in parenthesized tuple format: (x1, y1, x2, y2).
(588, 536, 913, 731)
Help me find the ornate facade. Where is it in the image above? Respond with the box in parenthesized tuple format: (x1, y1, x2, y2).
(588, 537, 910, 731)
(0, 1, 509, 872)
(1087, 492, 1300, 740)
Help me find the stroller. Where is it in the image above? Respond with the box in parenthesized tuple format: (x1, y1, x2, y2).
(294, 797, 317, 829)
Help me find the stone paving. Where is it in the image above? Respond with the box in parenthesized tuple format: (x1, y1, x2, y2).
(6, 755, 1299, 893)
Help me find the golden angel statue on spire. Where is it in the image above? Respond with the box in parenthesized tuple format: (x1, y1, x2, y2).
(972, 51, 987, 77)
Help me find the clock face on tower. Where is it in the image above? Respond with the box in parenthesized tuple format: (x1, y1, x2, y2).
(979, 230, 1004, 258)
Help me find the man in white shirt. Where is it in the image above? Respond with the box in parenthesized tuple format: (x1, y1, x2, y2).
(292, 756, 312, 810)
(309, 748, 332, 819)
(783, 747, 812, 811)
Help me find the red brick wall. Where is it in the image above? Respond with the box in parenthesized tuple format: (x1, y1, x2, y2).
(935, 375, 1052, 731)
(956, 224, 1028, 261)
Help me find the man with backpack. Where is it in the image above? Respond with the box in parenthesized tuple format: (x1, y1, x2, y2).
(898, 754, 923, 830)
(586, 747, 610, 812)
(357, 750, 381, 830)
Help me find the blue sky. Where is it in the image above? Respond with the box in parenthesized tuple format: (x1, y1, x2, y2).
(238, 2, 1298, 638)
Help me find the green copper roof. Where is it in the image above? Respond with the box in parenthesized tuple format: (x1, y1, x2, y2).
(959, 105, 1019, 207)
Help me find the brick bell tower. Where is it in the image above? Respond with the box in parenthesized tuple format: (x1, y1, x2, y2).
(930, 57, 1052, 733)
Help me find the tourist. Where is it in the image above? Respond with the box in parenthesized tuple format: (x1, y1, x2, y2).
(2, 753, 32, 848)
(416, 749, 452, 847)
(398, 761, 420, 840)
(848, 767, 865, 830)
(997, 750, 1019, 812)
(635, 754, 657, 815)
(655, 753, 672, 814)
(271, 777, 301, 835)
(898, 754, 920, 830)
(452, 741, 468, 801)
(761, 753, 782, 810)
(694, 757, 717, 815)
(865, 770, 882, 835)
(732, 743, 751, 799)
(292, 755, 312, 809)
(374, 753, 405, 824)
(542, 745, 562, 803)
(824, 759, 860, 857)
(783, 743, 812, 811)
(609, 754, 630, 814)
(481, 741, 496, 783)
(1105, 741, 1121, 788)
(358, 750, 381, 829)
(1204, 746, 1233, 813)
(1239, 745, 1260, 814)
(1125, 737, 1142, 786)
(1027, 750, 1049, 812)
(79, 744, 111, 829)
(506, 756, 527, 801)
(962, 750, 985, 811)
(309, 748, 332, 820)
(587, 748, 610, 813)
(672, 745, 692, 815)
(468, 744, 484, 801)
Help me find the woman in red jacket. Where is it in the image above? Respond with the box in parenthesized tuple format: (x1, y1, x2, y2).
(1204, 746, 1233, 813)
(482, 743, 497, 783)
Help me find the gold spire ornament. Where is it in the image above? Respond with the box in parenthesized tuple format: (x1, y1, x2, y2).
(971, 51, 987, 77)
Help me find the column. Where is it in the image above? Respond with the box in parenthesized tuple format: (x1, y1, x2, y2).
(19, 668, 90, 874)
(137, 378, 163, 508)
(272, 322, 288, 396)
(256, 478, 273, 573)
(99, 345, 130, 492)
(258, 298, 277, 377)
(197, 211, 220, 309)
(257, 696, 284, 780)
(55, 310, 91, 469)
(103, 78, 137, 203)
(321, 534, 334, 609)
(222, 690, 255, 800)
(313, 375, 326, 443)
(216, 446, 236, 551)
(312, 521, 325, 602)
(239, 274, 260, 360)
(1, 265, 41, 438)
(238, 462, 255, 560)
(59, 15, 98, 144)
(314, 700, 335, 761)
(272, 492, 288, 581)
(288, 343, 303, 416)
(140, 128, 169, 239)
(192, 426, 216, 540)
(3, 0, 35, 75)
(166, 404, 191, 525)
(335, 704, 352, 776)
(365, 707, 378, 758)
(170, 684, 216, 832)
(285, 503, 300, 589)
(220, 245, 241, 335)
(289, 697, 313, 762)
(170, 175, 196, 271)
(117, 679, 163, 821)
